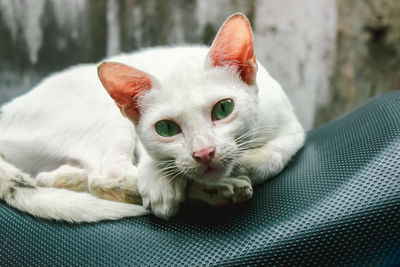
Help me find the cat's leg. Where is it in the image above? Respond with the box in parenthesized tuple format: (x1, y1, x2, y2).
(237, 127, 305, 185)
(137, 155, 187, 219)
(36, 165, 88, 192)
(88, 163, 142, 205)
(187, 175, 253, 206)
(37, 160, 143, 205)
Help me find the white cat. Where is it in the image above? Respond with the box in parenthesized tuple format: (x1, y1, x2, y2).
(0, 13, 304, 222)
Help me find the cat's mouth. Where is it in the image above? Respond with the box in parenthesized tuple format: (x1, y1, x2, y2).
(183, 157, 235, 182)
(204, 166, 218, 174)
(192, 164, 227, 182)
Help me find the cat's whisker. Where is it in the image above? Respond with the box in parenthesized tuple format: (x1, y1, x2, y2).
(238, 125, 277, 137)
(234, 126, 274, 142)
(238, 134, 267, 142)
(233, 161, 247, 171)
(166, 169, 186, 184)
(236, 126, 269, 136)
(160, 165, 177, 172)
(157, 161, 179, 172)
(156, 160, 176, 169)
(236, 137, 265, 146)
(236, 138, 266, 151)
(159, 162, 190, 183)
(162, 169, 180, 177)
(235, 134, 267, 147)
(235, 134, 268, 145)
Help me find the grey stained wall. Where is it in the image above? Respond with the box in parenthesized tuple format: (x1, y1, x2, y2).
(316, 0, 400, 125)
(0, 0, 399, 129)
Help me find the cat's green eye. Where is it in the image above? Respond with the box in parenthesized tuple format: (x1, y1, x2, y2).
(155, 120, 182, 137)
(212, 99, 234, 121)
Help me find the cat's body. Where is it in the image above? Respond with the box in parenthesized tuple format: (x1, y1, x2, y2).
(0, 14, 304, 222)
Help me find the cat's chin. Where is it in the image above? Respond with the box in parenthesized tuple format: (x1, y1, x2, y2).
(193, 168, 227, 183)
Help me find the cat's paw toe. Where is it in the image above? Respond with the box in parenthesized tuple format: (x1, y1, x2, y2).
(141, 190, 180, 220)
(226, 175, 253, 203)
(151, 200, 180, 220)
(142, 195, 151, 210)
(217, 183, 234, 198)
(232, 176, 253, 203)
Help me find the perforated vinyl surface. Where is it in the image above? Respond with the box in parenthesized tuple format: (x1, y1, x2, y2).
(1, 92, 400, 266)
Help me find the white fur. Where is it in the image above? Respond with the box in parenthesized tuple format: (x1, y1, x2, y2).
(0, 156, 148, 222)
(0, 46, 304, 221)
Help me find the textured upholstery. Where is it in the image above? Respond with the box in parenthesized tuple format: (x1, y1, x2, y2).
(1, 91, 399, 266)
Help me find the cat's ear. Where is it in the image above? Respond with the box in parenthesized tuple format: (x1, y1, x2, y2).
(97, 62, 155, 123)
(206, 13, 257, 85)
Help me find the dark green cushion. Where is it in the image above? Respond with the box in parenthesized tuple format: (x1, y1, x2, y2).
(1, 91, 399, 266)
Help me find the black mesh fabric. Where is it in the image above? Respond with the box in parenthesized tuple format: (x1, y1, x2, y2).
(1, 91, 399, 266)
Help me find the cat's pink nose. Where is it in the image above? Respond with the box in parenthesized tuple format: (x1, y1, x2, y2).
(193, 146, 216, 164)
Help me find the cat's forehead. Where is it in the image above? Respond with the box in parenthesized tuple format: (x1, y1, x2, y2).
(165, 65, 240, 95)
(154, 68, 241, 106)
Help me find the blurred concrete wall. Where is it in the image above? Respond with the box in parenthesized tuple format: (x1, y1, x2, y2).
(0, 0, 399, 129)
(316, 0, 400, 125)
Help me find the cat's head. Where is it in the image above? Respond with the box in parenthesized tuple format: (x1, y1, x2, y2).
(98, 13, 259, 182)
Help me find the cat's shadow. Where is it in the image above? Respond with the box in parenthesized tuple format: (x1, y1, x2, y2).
(165, 201, 252, 225)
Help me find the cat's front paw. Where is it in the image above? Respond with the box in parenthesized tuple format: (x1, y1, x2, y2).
(188, 175, 253, 206)
(138, 175, 186, 220)
(230, 175, 254, 203)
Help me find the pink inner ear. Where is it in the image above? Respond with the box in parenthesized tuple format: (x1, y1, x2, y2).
(97, 62, 153, 123)
(208, 13, 257, 85)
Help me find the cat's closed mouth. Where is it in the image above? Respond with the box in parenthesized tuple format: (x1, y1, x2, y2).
(198, 165, 227, 182)
(204, 166, 218, 174)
